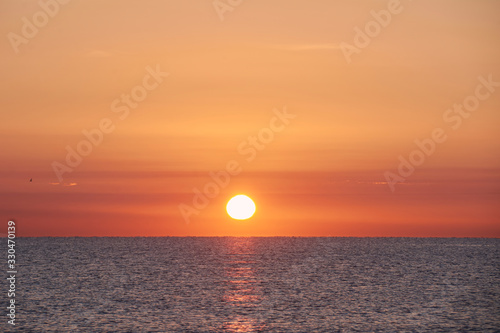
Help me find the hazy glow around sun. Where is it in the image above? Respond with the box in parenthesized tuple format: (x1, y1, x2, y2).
(226, 195, 256, 220)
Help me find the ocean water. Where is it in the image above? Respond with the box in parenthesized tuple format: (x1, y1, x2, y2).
(4, 237, 499, 332)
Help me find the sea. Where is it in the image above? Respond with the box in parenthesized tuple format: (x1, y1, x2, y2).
(3, 237, 499, 332)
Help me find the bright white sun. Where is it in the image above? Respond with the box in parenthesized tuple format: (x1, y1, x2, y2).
(226, 195, 256, 220)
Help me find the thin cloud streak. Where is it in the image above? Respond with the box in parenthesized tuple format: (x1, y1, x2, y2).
(271, 43, 341, 51)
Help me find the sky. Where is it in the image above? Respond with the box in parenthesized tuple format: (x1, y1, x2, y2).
(1, 0, 499, 237)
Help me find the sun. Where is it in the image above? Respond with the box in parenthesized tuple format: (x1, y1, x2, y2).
(226, 195, 256, 220)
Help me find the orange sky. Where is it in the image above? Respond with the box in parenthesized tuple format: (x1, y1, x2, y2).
(1, 0, 499, 237)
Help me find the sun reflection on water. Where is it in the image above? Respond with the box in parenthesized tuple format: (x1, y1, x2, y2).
(221, 238, 267, 332)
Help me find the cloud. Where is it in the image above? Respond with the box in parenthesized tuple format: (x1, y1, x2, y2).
(328, 179, 428, 186)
